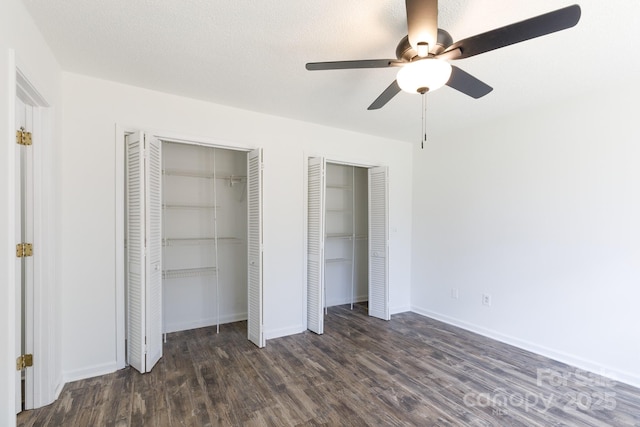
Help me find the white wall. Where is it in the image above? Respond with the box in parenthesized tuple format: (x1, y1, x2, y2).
(59, 72, 413, 380)
(0, 0, 61, 425)
(411, 84, 640, 387)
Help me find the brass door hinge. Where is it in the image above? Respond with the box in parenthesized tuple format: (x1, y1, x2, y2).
(16, 243, 33, 258)
(16, 128, 32, 146)
(16, 354, 33, 371)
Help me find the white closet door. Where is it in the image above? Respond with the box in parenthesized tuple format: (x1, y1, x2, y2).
(145, 136, 163, 370)
(126, 132, 163, 373)
(247, 148, 264, 347)
(126, 132, 146, 373)
(368, 166, 389, 320)
(307, 157, 325, 334)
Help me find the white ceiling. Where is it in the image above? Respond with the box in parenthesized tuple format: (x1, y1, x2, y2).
(22, 0, 640, 143)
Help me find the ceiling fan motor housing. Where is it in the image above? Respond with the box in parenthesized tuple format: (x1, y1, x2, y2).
(395, 29, 453, 61)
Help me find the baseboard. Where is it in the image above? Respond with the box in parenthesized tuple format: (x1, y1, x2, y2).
(219, 312, 247, 324)
(62, 361, 119, 384)
(164, 312, 247, 334)
(54, 374, 65, 399)
(320, 298, 409, 316)
(325, 295, 368, 307)
(265, 324, 305, 341)
(411, 306, 640, 389)
(390, 305, 411, 315)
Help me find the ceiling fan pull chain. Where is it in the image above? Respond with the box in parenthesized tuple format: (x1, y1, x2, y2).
(421, 93, 427, 149)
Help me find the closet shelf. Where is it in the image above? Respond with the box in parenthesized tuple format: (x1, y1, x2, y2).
(163, 267, 217, 279)
(326, 184, 353, 190)
(217, 237, 244, 243)
(163, 169, 215, 179)
(325, 258, 352, 264)
(326, 233, 355, 239)
(163, 168, 247, 182)
(163, 237, 243, 246)
(163, 203, 218, 210)
(326, 209, 353, 214)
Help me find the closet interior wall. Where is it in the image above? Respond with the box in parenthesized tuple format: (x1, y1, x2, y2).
(162, 142, 247, 333)
(324, 163, 368, 308)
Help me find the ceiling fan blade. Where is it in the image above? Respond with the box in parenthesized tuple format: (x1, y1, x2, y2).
(368, 80, 401, 110)
(444, 4, 581, 60)
(306, 59, 397, 71)
(446, 66, 493, 99)
(405, 0, 438, 54)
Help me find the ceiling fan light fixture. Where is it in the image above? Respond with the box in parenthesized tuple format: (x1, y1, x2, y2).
(396, 58, 452, 94)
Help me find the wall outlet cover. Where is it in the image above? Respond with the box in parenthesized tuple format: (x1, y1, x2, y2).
(482, 293, 492, 306)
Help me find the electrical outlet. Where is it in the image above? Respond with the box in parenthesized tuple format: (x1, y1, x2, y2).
(482, 293, 492, 307)
(451, 288, 459, 299)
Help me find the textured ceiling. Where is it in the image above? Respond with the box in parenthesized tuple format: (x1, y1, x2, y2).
(22, 0, 640, 143)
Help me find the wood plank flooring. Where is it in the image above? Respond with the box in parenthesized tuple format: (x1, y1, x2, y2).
(18, 304, 640, 426)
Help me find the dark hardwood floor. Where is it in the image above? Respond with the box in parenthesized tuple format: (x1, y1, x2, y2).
(18, 304, 640, 426)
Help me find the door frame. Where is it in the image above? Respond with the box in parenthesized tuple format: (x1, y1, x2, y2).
(303, 154, 390, 331)
(7, 52, 58, 414)
(115, 127, 258, 368)
(15, 90, 35, 414)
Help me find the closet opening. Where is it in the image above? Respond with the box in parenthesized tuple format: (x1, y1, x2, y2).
(122, 131, 264, 373)
(324, 163, 369, 317)
(307, 157, 389, 335)
(161, 142, 248, 337)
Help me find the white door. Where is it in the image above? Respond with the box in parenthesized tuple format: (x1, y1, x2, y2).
(247, 148, 264, 347)
(126, 132, 163, 373)
(145, 137, 163, 370)
(307, 157, 325, 334)
(368, 166, 390, 320)
(15, 97, 34, 413)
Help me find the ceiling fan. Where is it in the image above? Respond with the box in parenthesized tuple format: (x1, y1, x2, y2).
(306, 1, 581, 111)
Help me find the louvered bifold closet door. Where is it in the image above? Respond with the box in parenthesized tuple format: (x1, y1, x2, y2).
(307, 157, 325, 334)
(247, 148, 264, 347)
(126, 132, 146, 373)
(145, 137, 163, 370)
(368, 166, 389, 320)
(126, 132, 163, 373)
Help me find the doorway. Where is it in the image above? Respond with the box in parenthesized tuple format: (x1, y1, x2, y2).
(12, 67, 56, 413)
(307, 157, 389, 334)
(161, 141, 249, 335)
(323, 163, 368, 311)
(120, 131, 264, 373)
(15, 95, 34, 414)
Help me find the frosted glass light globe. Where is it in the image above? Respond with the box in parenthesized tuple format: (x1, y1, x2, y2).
(396, 59, 452, 94)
